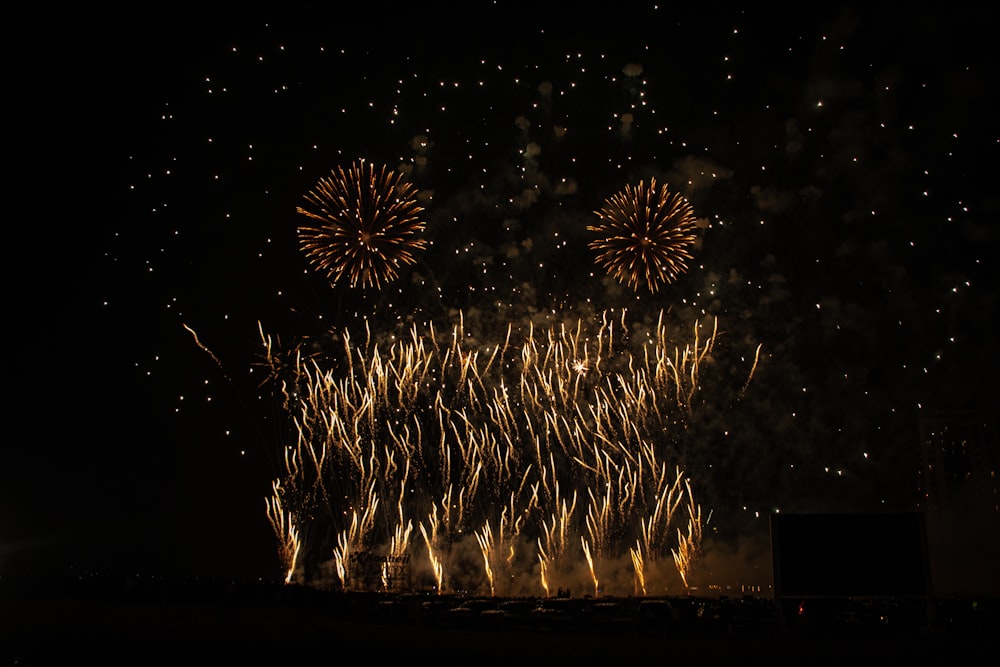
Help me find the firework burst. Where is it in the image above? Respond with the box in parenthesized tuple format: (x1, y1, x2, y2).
(296, 160, 428, 289)
(588, 178, 698, 293)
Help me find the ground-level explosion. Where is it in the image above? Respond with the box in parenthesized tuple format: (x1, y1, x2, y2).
(261, 310, 759, 597)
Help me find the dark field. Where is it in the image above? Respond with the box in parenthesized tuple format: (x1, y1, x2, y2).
(3, 575, 998, 665)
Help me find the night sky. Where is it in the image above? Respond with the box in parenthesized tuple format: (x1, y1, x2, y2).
(4, 4, 998, 595)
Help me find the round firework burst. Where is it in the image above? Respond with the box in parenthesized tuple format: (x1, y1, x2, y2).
(296, 160, 428, 289)
(588, 178, 698, 293)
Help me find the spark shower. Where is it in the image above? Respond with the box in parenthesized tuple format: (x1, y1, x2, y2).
(262, 307, 760, 597)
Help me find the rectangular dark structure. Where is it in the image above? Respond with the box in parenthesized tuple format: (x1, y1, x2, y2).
(770, 512, 931, 598)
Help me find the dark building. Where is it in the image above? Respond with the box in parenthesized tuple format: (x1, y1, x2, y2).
(916, 409, 999, 596)
(917, 409, 998, 513)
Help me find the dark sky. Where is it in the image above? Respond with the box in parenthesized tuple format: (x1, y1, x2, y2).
(4, 4, 998, 595)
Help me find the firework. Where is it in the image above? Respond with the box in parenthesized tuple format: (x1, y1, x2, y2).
(265, 481, 302, 584)
(588, 178, 698, 293)
(671, 483, 703, 591)
(261, 309, 758, 597)
(630, 542, 646, 596)
(296, 160, 428, 289)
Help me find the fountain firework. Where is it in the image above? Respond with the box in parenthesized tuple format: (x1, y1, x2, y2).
(260, 308, 760, 597)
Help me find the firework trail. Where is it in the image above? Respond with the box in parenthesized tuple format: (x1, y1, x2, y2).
(296, 160, 428, 289)
(475, 498, 525, 596)
(183, 324, 226, 373)
(264, 481, 302, 584)
(588, 178, 698, 294)
(630, 542, 646, 596)
(672, 481, 704, 591)
(582, 536, 599, 597)
(262, 309, 758, 596)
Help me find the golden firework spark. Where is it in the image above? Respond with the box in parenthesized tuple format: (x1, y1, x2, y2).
(260, 310, 760, 595)
(297, 159, 428, 289)
(475, 524, 498, 597)
(582, 536, 599, 597)
(588, 178, 698, 293)
(419, 508, 445, 594)
(630, 542, 646, 596)
(672, 481, 704, 591)
(265, 482, 302, 585)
